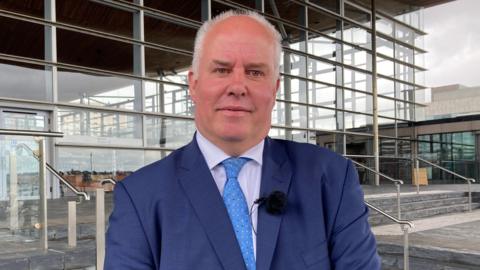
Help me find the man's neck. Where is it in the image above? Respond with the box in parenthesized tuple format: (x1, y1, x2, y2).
(196, 130, 264, 157)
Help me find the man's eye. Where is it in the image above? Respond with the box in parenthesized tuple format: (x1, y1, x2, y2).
(247, 70, 264, 77)
(213, 68, 230, 74)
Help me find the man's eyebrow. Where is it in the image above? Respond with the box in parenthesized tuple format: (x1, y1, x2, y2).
(211, 60, 232, 66)
(245, 63, 269, 69)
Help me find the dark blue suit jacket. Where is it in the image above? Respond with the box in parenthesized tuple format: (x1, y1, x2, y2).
(105, 137, 380, 269)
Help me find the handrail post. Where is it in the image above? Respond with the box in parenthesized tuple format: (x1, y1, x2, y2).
(402, 225, 410, 270)
(396, 182, 401, 219)
(467, 179, 472, 212)
(68, 201, 77, 248)
(96, 188, 106, 270)
(38, 138, 48, 251)
(415, 158, 420, 195)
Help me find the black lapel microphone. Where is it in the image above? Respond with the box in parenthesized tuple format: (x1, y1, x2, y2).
(254, 191, 287, 215)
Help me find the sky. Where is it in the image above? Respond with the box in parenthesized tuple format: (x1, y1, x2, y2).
(424, 0, 480, 88)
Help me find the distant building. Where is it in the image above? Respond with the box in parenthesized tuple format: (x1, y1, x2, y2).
(425, 84, 480, 119)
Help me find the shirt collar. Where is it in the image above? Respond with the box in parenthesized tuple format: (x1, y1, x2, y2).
(196, 131, 264, 170)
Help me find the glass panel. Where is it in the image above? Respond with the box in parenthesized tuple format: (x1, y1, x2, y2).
(0, 0, 44, 18)
(396, 44, 414, 64)
(396, 101, 413, 121)
(0, 137, 43, 248)
(395, 63, 414, 83)
(309, 1, 339, 14)
(376, 17, 394, 37)
(56, 147, 144, 188)
(1, 110, 47, 131)
(345, 2, 371, 27)
(377, 56, 394, 77)
(343, 45, 371, 71)
(308, 107, 337, 130)
(345, 112, 373, 130)
(395, 24, 415, 45)
(308, 82, 336, 108)
(145, 48, 192, 79)
(278, 24, 307, 53)
(56, 1, 133, 38)
(145, 116, 195, 149)
(307, 34, 337, 61)
(344, 90, 372, 114)
(268, 127, 286, 140)
(308, 7, 340, 37)
(343, 23, 371, 50)
(265, 0, 306, 26)
(278, 77, 307, 103)
(281, 52, 307, 77)
(57, 29, 133, 74)
(378, 97, 395, 118)
(396, 83, 415, 103)
(57, 108, 143, 146)
(144, 15, 197, 51)
(315, 131, 344, 153)
(275, 101, 307, 128)
(58, 69, 140, 111)
(344, 68, 371, 92)
(0, 16, 44, 60)
(307, 58, 336, 85)
(377, 77, 395, 97)
(145, 80, 193, 116)
(377, 37, 394, 58)
(0, 60, 49, 101)
(414, 50, 425, 69)
(346, 134, 373, 155)
(144, 1, 201, 22)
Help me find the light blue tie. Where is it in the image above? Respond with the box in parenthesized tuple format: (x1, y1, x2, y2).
(222, 157, 256, 270)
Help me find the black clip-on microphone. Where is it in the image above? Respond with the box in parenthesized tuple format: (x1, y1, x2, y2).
(254, 190, 287, 215)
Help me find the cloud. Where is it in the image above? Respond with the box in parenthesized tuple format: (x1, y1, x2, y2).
(424, 0, 480, 87)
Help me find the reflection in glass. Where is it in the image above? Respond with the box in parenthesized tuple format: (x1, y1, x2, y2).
(278, 77, 307, 103)
(58, 69, 140, 110)
(309, 107, 337, 130)
(0, 60, 48, 101)
(343, 24, 371, 50)
(343, 45, 371, 71)
(145, 116, 195, 148)
(344, 69, 371, 92)
(308, 59, 336, 85)
(307, 34, 337, 61)
(308, 82, 335, 108)
(57, 108, 142, 146)
(281, 52, 307, 77)
(145, 79, 193, 116)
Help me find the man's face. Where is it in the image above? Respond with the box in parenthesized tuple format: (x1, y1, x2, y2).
(188, 16, 279, 154)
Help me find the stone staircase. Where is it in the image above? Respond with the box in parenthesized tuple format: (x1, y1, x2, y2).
(369, 191, 480, 270)
(367, 191, 480, 226)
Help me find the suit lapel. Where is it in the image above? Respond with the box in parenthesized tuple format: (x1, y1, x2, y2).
(256, 138, 292, 270)
(178, 139, 247, 270)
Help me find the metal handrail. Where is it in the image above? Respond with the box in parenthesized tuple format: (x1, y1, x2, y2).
(351, 159, 404, 219)
(0, 128, 64, 137)
(16, 143, 90, 201)
(415, 156, 476, 212)
(365, 201, 414, 270)
(100, 178, 117, 185)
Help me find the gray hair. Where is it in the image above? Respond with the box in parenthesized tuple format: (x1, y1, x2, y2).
(191, 10, 282, 78)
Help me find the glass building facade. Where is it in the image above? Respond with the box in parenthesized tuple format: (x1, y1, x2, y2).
(0, 0, 441, 194)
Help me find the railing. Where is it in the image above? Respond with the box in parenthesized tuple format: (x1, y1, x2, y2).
(414, 156, 476, 212)
(351, 159, 404, 219)
(365, 201, 414, 270)
(16, 143, 90, 201)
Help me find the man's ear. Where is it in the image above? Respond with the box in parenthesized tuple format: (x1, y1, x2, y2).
(188, 69, 197, 102)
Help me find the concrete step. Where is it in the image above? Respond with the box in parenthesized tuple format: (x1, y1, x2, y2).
(369, 196, 472, 217)
(369, 202, 480, 226)
(0, 239, 96, 270)
(366, 191, 479, 208)
(378, 242, 480, 270)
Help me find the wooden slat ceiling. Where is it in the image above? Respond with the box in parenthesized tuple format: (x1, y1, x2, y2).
(0, 0, 453, 76)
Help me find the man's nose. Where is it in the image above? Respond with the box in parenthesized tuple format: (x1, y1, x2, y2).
(227, 69, 247, 97)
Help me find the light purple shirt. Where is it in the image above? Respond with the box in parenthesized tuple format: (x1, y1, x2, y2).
(195, 131, 263, 258)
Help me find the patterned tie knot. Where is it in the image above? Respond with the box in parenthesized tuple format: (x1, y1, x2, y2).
(221, 157, 250, 179)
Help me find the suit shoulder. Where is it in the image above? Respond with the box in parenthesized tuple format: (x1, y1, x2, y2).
(271, 138, 348, 167)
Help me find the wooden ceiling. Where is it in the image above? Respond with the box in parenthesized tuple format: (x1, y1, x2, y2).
(0, 0, 453, 76)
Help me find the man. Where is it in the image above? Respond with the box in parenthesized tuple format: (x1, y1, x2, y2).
(105, 10, 380, 270)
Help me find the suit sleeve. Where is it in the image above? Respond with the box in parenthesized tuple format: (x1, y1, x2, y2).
(104, 182, 155, 270)
(329, 159, 381, 270)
